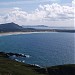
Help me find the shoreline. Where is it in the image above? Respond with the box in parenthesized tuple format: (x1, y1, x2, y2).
(0, 31, 58, 37)
(0, 32, 32, 36)
(0, 51, 75, 75)
(0, 30, 75, 37)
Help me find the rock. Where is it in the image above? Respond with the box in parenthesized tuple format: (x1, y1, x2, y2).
(6, 52, 26, 57)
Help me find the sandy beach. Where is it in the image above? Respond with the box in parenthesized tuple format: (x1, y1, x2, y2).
(0, 32, 48, 36)
(0, 32, 33, 36)
(0, 31, 58, 37)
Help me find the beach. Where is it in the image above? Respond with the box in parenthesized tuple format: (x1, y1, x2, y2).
(0, 32, 32, 36)
(0, 31, 56, 37)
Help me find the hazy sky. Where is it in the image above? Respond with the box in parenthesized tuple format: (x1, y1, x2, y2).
(0, 0, 74, 27)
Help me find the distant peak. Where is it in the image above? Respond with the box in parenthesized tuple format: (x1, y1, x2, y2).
(11, 22, 15, 24)
(7, 22, 16, 24)
(1, 22, 15, 25)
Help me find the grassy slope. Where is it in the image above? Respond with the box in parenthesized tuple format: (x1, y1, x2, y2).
(47, 64, 75, 75)
(0, 56, 45, 75)
(0, 53, 75, 75)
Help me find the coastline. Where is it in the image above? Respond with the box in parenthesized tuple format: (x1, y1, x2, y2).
(0, 51, 75, 75)
(0, 32, 32, 36)
(0, 31, 58, 37)
(0, 30, 75, 37)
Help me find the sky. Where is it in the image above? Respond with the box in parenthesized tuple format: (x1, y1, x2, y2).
(0, 0, 75, 27)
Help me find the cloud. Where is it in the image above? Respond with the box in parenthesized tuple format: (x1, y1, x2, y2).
(0, 7, 28, 24)
(38, 3, 74, 20)
(72, 0, 75, 7)
(0, 3, 74, 27)
(72, 0, 75, 4)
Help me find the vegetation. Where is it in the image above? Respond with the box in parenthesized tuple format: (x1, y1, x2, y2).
(0, 52, 45, 75)
(0, 22, 75, 33)
(0, 52, 75, 75)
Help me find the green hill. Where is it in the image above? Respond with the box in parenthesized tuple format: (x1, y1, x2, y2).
(0, 52, 75, 75)
(0, 52, 45, 75)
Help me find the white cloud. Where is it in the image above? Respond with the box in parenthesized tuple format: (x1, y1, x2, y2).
(72, 0, 75, 4)
(0, 3, 74, 27)
(39, 3, 74, 20)
(72, 0, 75, 8)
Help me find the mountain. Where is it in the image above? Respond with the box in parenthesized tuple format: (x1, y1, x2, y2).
(22, 25, 48, 28)
(22, 25, 49, 30)
(22, 25, 48, 27)
(0, 22, 23, 32)
(0, 22, 75, 33)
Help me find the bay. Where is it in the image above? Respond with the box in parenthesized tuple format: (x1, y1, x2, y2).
(0, 32, 75, 67)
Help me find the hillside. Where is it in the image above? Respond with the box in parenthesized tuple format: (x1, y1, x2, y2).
(0, 52, 45, 75)
(0, 22, 75, 33)
(0, 22, 36, 32)
(0, 52, 75, 75)
(0, 22, 23, 32)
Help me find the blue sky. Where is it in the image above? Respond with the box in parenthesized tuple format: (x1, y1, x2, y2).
(0, 0, 74, 27)
(0, 0, 72, 11)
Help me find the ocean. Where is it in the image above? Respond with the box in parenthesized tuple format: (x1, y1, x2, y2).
(0, 32, 75, 67)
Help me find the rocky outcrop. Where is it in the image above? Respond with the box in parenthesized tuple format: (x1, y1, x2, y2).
(0, 52, 26, 58)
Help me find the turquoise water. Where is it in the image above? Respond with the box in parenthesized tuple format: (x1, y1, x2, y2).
(0, 32, 75, 67)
